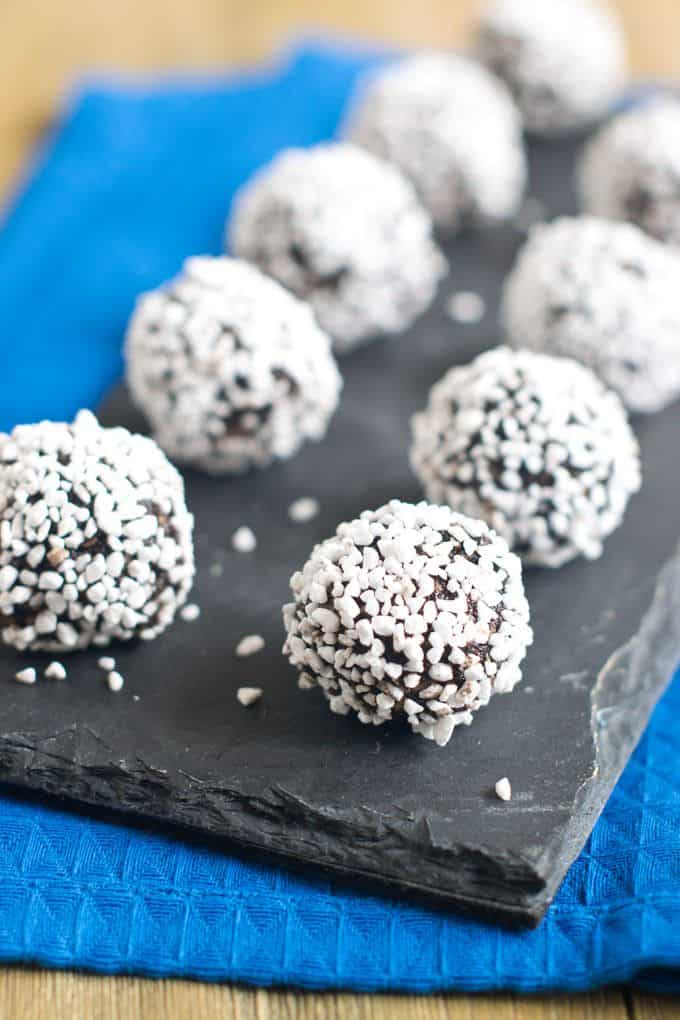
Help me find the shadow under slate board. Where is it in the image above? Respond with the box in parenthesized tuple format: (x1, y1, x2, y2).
(1, 136, 679, 928)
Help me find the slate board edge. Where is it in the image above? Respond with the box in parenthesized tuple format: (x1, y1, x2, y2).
(532, 541, 680, 919)
(1, 542, 678, 928)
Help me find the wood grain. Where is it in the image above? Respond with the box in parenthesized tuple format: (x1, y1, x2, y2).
(0, 968, 642, 1020)
(0, 0, 679, 1016)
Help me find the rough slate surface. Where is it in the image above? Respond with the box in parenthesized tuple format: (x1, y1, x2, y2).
(0, 136, 679, 928)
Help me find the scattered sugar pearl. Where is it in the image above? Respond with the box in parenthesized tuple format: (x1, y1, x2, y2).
(446, 291, 485, 325)
(237, 686, 263, 707)
(232, 526, 257, 553)
(495, 777, 512, 801)
(107, 671, 124, 692)
(45, 661, 66, 680)
(236, 634, 265, 657)
(181, 603, 201, 622)
(15, 667, 36, 685)
(98, 656, 115, 671)
(288, 497, 320, 524)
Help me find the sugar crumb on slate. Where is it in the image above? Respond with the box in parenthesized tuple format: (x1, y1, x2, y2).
(107, 671, 124, 692)
(495, 777, 512, 801)
(446, 291, 486, 325)
(345, 53, 526, 233)
(210, 562, 224, 578)
(475, 0, 626, 136)
(232, 526, 257, 553)
(283, 499, 533, 746)
(411, 347, 641, 568)
(229, 142, 446, 352)
(44, 661, 66, 680)
(0, 410, 195, 653)
(98, 656, 115, 671)
(236, 634, 265, 657)
(288, 497, 320, 524)
(180, 603, 201, 622)
(502, 215, 680, 414)
(126, 257, 342, 474)
(15, 667, 36, 685)
(237, 686, 263, 707)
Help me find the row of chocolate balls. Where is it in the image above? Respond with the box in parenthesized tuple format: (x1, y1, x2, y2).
(478, 0, 680, 253)
(127, 153, 678, 573)
(354, 0, 676, 248)
(0, 404, 534, 746)
(5, 98, 671, 658)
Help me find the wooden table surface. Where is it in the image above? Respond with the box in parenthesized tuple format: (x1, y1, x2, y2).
(1, 1, 679, 1016)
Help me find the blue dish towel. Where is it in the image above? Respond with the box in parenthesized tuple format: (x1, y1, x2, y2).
(0, 39, 679, 993)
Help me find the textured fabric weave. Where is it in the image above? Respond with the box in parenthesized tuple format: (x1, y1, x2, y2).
(0, 40, 678, 991)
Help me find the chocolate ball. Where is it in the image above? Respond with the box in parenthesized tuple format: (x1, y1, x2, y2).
(228, 143, 447, 353)
(579, 96, 680, 247)
(126, 257, 342, 474)
(344, 52, 526, 232)
(475, 0, 626, 136)
(0, 411, 195, 652)
(411, 348, 641, 568)
(501, 216, 680, 414)
(283, 499, 532, 746)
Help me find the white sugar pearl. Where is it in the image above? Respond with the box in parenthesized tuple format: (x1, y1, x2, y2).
(236, 686, 263, 707)
(231, 526, 257, 553)
(447, 291, 486, 325)
(288, 498, 320, 524)
(107, 671, 125, 692)
(235, 634, 265, 657)
(15, 667, 36, 685)
(495, 777, 512, 801)
(180, 603, 201, 622)
(44, 661, 67, 680)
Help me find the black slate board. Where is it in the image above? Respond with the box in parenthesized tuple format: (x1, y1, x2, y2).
(1, 136, 679, 928)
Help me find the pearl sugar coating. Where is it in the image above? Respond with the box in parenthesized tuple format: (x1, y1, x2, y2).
(579, 96, 680, 248)
(411, 348, 641, 568)
(475, 0, 626, 136)
(0, 411, 194, 652)
(283, 500, 532, 746)
(345, 53, 526, 233)
(126, 257, 342, 474)
(229, 143, 447, 353)
(501, 216, 680, 414)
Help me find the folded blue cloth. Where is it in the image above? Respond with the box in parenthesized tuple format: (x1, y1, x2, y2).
(0, 40, 679, 992)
